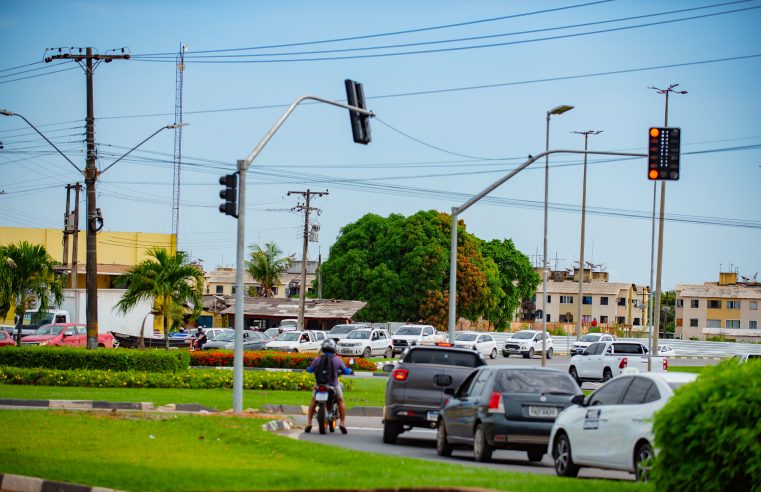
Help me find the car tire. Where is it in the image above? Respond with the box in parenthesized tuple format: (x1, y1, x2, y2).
(569, 367, 582, 387)
(634, 441, 654, 482)
(362, 347, 371, 358)
(553, 432, 580, 477)
(503, 352, 509, 358)
(603, 368, 613, 382)
(527, 448, 544, 462)
(384, 346, 392, 358)
(383, 421, 401, 444)
(490, 348, 497, 359)
(436, 421, 453, 457)
(546, 347, 554, 359)
(473, 424, 493, 463)
(526, 347, 535, 359)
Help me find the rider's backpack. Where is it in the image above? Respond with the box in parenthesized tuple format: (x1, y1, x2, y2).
(314, 354, 334, 385)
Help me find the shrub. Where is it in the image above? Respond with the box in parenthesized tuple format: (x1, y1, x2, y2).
(0, 346, 189, 373)
(0, 366, 354, 391)
(652, 360, 761, 491)
(190, 350, 376, 372)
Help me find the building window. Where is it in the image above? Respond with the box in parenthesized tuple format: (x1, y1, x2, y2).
(616, 316, 626, 324)
(617, 298, 626, 307)
(690, 319, 698, 327)
(582, 296, 592, 305)
(560, 295, 574, 304)
(600, 296, 609, 305)
(690, 299, 699, 308)
(215, 285, 223, 294)
(271, 287, 278, 296)
(676, 299, 683, 308)
(633, 317, 641, 326)
(750, 320, 758, 330)
(725, 320, 740, 329)
(751, 301, 758, 310)
(231, 286, 236, 294)
(707, 319, 721, 328)
(546, 295, 552, 303)
(727, 301, 741, 309)
(546, 314, 551, 322)
(600, 316, 608, 323)
(708, 300, 721, 309)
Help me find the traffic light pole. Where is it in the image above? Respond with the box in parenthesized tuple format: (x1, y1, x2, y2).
(231, 94, 373, 413)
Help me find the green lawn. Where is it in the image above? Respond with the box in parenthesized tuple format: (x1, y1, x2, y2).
(0, 377, 387, 410)
(0, 409, 642, 491)
(667, 366, 705, 374)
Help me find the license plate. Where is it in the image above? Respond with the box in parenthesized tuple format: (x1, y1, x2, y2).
(528, 406, 558, 418)
(315, 392, 328, 402)
(426, 411, 439, 422)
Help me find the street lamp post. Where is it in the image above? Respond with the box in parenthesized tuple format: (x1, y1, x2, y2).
(572, 130, 602, 340)
(541, 105, 573, 367)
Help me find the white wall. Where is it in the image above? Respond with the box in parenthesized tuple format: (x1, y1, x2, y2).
(62, 289, 154, 336)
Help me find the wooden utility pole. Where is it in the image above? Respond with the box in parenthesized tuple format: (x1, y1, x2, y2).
(287, 189, 328, 330)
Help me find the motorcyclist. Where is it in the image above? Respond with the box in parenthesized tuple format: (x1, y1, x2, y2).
(305, 338, 351, 434)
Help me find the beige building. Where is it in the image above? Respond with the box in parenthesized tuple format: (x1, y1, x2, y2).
(204, 260, 318, 299)
(675, 272, 761, 341)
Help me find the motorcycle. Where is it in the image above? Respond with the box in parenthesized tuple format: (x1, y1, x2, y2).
(314, 383, 339, 434)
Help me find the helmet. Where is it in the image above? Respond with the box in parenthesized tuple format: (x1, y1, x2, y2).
(321, 338, 337, 354)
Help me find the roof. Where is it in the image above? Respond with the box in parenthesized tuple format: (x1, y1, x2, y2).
(675, 283, 761, 300)
(54, 264, 132, 276)
(221, 297, 366, 320)
(538, 280, 645, 296)
(204, 265, 316, 285)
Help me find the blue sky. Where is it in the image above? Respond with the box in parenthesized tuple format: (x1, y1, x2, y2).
(1, 0, 759, 290)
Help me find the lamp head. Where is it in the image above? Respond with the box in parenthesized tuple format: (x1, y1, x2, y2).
(0, 109, 14, 117)
(548, 105, 574, 116)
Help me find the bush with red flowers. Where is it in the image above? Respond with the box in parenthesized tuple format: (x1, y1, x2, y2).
(190, 350, 376, 371)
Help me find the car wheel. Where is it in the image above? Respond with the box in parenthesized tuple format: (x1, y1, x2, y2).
(473, 424, 493, 463)
(362, 347, 371, 358)
(503, 352, 509, 358)
(490, 348, 497, 360)
(569, 367, 582, 387)
(384, 346, 392, 358)
(436, 421, 453, 457)
(528, 348, 535, 359)
(553, 432, 580, 477)
(603, 368, 613, 382)
(634, 441, 654, 482)
(527, 448, 544, 462)
(383, 421, 401, 444)
(547, 347, 554, 359)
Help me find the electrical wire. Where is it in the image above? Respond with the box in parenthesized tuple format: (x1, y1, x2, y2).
(0, 64, 79, 85)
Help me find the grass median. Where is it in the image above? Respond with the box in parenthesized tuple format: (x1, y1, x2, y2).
(0, 409, 641, 491)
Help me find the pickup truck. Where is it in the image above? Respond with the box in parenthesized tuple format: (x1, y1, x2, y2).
(391, 324, 442, 356)
(264, 330, 321, 353)
(382, 345, 486, 444)
(568, 341, 668, 385)
(17, 309, 71, 337)
(20, 323, 114, 348)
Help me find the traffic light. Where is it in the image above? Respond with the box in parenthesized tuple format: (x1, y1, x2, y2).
(219, 173, 238, 218)
(647, 127, 681, 180)
(344, 79, 371, 145)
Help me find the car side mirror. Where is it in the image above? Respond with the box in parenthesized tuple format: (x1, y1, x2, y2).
(571, 394, 585, 406)
(444, 387, 456, 396)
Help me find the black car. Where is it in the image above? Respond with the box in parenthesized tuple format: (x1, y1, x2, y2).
(436, 366, 581, 463)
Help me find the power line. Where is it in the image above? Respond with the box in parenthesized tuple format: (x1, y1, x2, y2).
(0, 64, 79, 85)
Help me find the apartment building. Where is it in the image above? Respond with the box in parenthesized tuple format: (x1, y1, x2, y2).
(204, 260, 318, 299)
(675, 272, 761, 341)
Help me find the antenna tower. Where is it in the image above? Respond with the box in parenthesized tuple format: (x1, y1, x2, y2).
(171, 43, 186, 253)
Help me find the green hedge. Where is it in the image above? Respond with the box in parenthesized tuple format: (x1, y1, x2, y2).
(0, 346, 190, 373)
(652, 360, 761, 491)
(0, 366, 353, 391)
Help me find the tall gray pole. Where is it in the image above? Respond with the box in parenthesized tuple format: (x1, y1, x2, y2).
(647, 181, 656, 371)
(541, 113, 551, 368)
(298, 190, 311, 330)
(448, 208, 458, 341)
(233, 161, 246, 413)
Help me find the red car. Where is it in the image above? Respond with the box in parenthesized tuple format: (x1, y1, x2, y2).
(0, 330, 15, 347)
(20, 323, 114, 348)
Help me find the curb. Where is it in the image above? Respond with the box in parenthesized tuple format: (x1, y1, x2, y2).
(0, 399, 217, 413)
(191, 366, 384, 377)
(0, 473, 124, 492)
(260, 403, 383, 417)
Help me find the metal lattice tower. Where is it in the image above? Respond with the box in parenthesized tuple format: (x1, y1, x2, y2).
(171, 43, 186, 253)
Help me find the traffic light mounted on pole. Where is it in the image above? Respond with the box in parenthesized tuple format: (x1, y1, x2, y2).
(344, 79, 371, 145)
(219, 173, 238, 218)
(647, 127, 681, 180)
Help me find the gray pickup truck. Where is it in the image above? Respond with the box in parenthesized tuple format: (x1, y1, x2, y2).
(382, 345, 486, 444)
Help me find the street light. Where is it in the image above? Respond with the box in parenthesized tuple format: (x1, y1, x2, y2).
(541, 105, 573, 367)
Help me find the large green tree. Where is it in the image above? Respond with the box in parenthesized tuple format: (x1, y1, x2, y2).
(0, 241, 64, 345)
(115, 247, 204, 349)
(245, 243, 294, 297)
(319, 210, 534, 329)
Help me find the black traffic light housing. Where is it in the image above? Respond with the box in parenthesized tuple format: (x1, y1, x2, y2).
(647, 127, 681, 180)
(219, 173, 238, 218)
(345, 79, 371, 145)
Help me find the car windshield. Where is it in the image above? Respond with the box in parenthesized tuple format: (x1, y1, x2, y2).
(23, 312, 54, 326)
(396, 327, 422, 336)
(495, 370, 578, 394)
(329, 326, 355, 335)
(346, 331, 370, 339)
(404, 349, 481, 367)
(512, 331, 535, 340)
(579, 334, 602, 342)
(35, 325, 64, 336)
(277, 332, 300, 341)
(455, 333, 478, 341)
(280, 320, 297, 327)
(216, 331, 235, 342)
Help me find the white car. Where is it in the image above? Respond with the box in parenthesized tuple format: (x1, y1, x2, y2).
(265, 330, 320, 353)
(336, 328, 393, 358)
(452, 331, 498, 359)
(502, 330, 554, 359)
(327, 323, 369, 342)
(391, 324, 442, 355)
(570, 333, 616, 356)
(549, 371, 698, 481)
(658, 344, 676, 357)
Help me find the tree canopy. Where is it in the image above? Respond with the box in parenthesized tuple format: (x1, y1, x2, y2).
(318, 210, 539, 329)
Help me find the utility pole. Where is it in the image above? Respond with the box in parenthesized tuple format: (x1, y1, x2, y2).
(71, 183, 81, 291)
(288, 189, 328, 330)
(318, 248, 323, 300)
(62, 183, 82, 290)
(45, 47, 129, 349)
(62, 184, 73, 268)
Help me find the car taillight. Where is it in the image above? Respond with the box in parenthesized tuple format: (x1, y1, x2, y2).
(436, 342, 453, 347)
(619, 357, 628, 369)
(663, 358, 668, 371)
(487, 391, 504, 413)
(392, 369, 409, 381)
(317, 385, 327, 392)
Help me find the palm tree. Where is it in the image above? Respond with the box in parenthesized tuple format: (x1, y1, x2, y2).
(246, 243, 293, 297)
(114, 247, 204, 349)
(0, 242, 64, 345)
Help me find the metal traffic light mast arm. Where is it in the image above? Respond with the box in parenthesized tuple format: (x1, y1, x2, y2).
(231, 93, 374, 414)
(447, 148, 646, 341)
